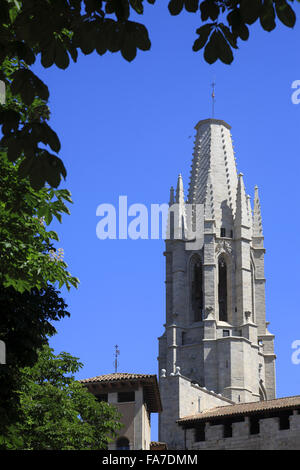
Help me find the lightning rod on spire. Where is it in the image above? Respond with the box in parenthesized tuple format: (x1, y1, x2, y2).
(211, 80, 216, 118)
(114, 344, 120, 373)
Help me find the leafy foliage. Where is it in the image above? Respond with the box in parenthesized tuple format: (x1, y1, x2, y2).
(0, 1, 155, 188)
(0, 284, 70, 430)
(0, 152, 79, 293)
(0, 55, 78, 439)
(0, 1, 298, 189)
(0, 345, 122, 449)
(0, 57, 66, 191)
(169, 0, 297, 64)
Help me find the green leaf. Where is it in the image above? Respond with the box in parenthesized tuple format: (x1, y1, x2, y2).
(130, 0, 144, 14)
(275, 0, 296, 27)
(219, 24, 238, 49)
(41, 40, 56, 68)
(54, 41, 70, 70)
(0, 109, 20, 133)
(10, 69, 49, 106)
(204, 33, 218, 64)
(260, 0, 276, 31)
(44, 207, 53, 225)
(114, 0, 130, 21)
(121, 32, 137, 62)
(215, 30, 233, 64)
(200, 0, 219, 21)
(14, 42, 36, 66)
(18, 156, 35, 178)
(29, 160, 45, 191)
(237, 23, 249, 40)
(108, 23, 125, 53)
(132, 23, 151, 51)
(184, 0, 199, 13)
(168, 0, 184, 15)
(193, 23, 213, 51)
(40, 123, 61, 153)
(240, 0, 262, 25)
(48, 231, 59, 241)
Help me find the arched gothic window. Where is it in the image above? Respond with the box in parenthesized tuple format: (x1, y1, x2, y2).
(218, 256, 228, 322)
(191, 256, 203, 322)
(259, 381, 267, 401)
(116, 436, 130, 450)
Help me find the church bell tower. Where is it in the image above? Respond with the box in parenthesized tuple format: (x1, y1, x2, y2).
(158, 119, 276, 442)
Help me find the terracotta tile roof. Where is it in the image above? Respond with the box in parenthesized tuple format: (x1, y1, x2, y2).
(79, 372, 162, 413)
(150, 441, 168, 450)
(79, 372, 156, 384)
(178, 395, 300, 425)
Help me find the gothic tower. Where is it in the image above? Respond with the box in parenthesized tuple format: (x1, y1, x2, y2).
(158, 119, 276, 444)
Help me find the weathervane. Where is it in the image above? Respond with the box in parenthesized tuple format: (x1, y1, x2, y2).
(114, 344, 120, 373)
(211, 80, 216, 118)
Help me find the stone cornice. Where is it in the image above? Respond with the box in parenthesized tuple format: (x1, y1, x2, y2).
(194, 118, 231, 131)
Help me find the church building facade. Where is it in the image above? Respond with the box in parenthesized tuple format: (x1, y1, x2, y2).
(82, 118, 300, 450)
(158, 118, 277, 448)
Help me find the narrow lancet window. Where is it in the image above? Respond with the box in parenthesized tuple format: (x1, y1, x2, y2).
(191, 258, 203, 322)
(218, 257, 228, 322)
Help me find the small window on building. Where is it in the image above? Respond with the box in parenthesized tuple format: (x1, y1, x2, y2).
(194, 424, 205, 442)
(118, 391, 135, 403)
(230, 230, 233, 238)
(223, 330, 230, 337)
(218, 256, 228, 322)
(191, 257, 203, 322)
(250, 417, 260, 435)
(95, 393, 108, 402)
(223, 422, 232, 438)
(220, 228, 226, 237)
(279, 412, 291, 430)
(116, 436, 130, 450)
(182, 331, 186, 345)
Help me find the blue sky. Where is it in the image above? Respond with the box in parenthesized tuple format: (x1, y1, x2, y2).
(32, 4, 300, 439)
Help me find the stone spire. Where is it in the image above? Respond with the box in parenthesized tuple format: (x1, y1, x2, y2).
(187, 119, 238, 235)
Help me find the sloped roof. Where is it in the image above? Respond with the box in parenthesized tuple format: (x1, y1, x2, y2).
(79, 372, 155, 384)
(150, 441, 168, 450)
(178, 395, 300, 426)
(79, 372, 162, 413)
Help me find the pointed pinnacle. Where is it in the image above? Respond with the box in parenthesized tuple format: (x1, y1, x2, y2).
(253, 185, 263, 237)
(175, 174, 185, 204)
(169, 186, 175, 206)
(235, 173, 249, 228)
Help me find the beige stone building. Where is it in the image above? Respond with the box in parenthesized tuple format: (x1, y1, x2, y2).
(178, 396, 300, 450)
(80, 373, 161, 450)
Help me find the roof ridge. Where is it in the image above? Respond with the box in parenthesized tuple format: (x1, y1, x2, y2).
(79, 372, 157, 383)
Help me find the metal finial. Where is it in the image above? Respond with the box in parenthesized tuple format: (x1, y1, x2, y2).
(211, 80, 216, 118)
(114, 344, 120, 373)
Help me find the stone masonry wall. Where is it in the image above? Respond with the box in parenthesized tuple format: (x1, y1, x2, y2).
(185, 412, 300, 450)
